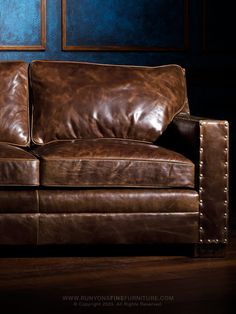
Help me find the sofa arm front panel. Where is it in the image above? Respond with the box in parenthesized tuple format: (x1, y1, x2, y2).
(158, 115, 229, 244)
(198, 118, 229, 244)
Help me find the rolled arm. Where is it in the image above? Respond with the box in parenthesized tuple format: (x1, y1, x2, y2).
(157, 114, 229, 244)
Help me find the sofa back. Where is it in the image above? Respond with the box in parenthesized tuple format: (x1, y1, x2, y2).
(0, 61, 29, 146)
(30, 61, 189, 145)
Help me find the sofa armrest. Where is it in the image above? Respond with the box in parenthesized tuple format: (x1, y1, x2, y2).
(157, 114, 229, 244)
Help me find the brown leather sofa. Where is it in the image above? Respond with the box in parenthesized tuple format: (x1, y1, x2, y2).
(0, 60, 229, 257)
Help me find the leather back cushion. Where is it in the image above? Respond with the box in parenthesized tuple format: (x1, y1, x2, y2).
(30, 61, 187, 144)
(0, 62, 29, 146)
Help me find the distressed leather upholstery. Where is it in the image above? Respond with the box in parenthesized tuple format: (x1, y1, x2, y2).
(0, 190, 38, 213)
(38, 213, 199, 245)
(0, 61, 229, 256)
(0, 214, 38, 245)
(38, 189, 199, 213)
(30, 61, 187, 144)
(0, 144, 39, 186)
(0, 61, 29, 146)
(34, 139, 194, 188)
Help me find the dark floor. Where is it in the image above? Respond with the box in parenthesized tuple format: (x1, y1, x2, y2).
(0, 232, 236, 314)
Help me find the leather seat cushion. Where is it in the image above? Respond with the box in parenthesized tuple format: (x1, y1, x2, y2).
(0, 144, 39, 186)
(34, 139, 195, 188)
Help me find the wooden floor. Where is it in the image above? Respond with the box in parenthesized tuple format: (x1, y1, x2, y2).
(0, 232, 236, 314)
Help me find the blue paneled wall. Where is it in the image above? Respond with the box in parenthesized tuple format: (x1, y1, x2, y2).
(0, 0, 234, 67)
(0, 0, 189, 64)
(65, 0, 185, 48)
(0, 0, 41, 45)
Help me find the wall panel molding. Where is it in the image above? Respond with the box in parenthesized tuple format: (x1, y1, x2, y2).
(62, 0, 189, 52)
(0, 0, 46, 51)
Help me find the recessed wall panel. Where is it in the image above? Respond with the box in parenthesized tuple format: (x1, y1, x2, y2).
(62, 0, 189, 51)
(0, 0, 46, 50)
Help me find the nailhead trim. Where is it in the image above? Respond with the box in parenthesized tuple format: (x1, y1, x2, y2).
(224, 123, 229, 243)
(199, 121, 204, 242)
(199, 121, 228, 244)
(206, 239, 220, 243)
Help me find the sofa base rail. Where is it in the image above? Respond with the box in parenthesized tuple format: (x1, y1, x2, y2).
(0, 213, 227, 257)
(0, 243, 226, 259)
(0, 213, 199, 245)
